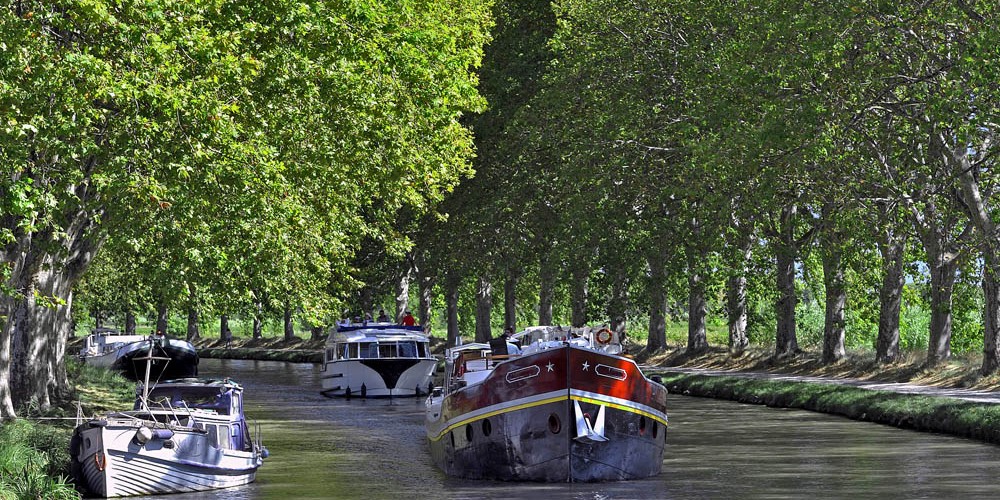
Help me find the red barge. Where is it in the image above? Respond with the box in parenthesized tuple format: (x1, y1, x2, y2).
(425, 326, 668, 482)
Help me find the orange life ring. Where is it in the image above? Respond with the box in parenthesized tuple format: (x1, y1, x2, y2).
(596, 328, 613, 344)
(94, 451, 106, 471)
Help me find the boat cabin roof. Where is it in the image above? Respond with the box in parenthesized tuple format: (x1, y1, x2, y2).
(138, 378, 244, 416)
(328, 323, 428, 345)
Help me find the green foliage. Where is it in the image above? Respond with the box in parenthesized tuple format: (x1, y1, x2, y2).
(0, 421, 78, 500)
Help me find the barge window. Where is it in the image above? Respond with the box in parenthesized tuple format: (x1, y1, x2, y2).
(378, 343, 397, 358)
(361, 343, 378, 359)
(349, 343, 359, 359)
(398, 342, 417, 358)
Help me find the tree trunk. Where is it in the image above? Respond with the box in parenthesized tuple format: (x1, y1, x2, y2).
(538, 254, 556, 326)
(948, 150, 1000, 374)
(253, 301, 263, 340)
(310, 326, 324, 341)
(418, 274, 435, 333)
(5, 212, 100, 418)
(445, 278, 460, 347)
(394, 264, 412, 323)
(474, 276, 492, 343)
(570, 262, 589, 328)
(646, 253, 667, 352)
(875, 233, 904, 363)
(155, 302, 168, 336)
(727, 273, 749, 355)
(284, 304, 294, 341)
(687, 252, 709, 354)
(821, 204, 847, 364)
(503, 272, 518, 332)
(125, 311, 137, 336)
(926, 250, 957, 366)
(220, 315, 232, 342)
(186, 307, 200, 341)
(93, 309, 103, 329)
(821, 245, 847, 364)
(982, 255, 1000, 374)
(608, 266, 629, 343)
(774, 204, 800, 357)
(726, 232, 752, 355)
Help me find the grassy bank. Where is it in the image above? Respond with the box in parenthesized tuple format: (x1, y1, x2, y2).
(195, 337, 325, 363)
(0, 361, 133, 499)
(657, 371, 1000, 444)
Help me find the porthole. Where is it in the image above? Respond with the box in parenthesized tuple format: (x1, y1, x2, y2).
(652, 422, 659, 439)
(639, 416, 647, 435)
(449, 431, 455, 448)
(548, 413, 561, 434)
(465, 424, 474, 442)
(481, 419, 492, 437)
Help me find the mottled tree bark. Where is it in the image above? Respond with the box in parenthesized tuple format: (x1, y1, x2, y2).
(821, 204, 847, 364)
(503, 272, 518, 332)
(608, 266, 629, 343)
(283, 304, 294, 341)
(394, 264, 412, 323)
(253, 300, 263, 340)
(570, 263, 589, 328)
(220, 315, 232, 342)
(726, 228, 752, 356)
(875, 231, 904, 363)
(186, 307, 200, 341)
(445, 278, 460, 347)
(125, 311, 137, 336)
(418, 273, 435, 333)
(474, 276, 493, 343)
(646, 253, 668, 352)
(538, 254, 556, 326)
(155, 302, 169, 336)
(774, 204, 801, 358)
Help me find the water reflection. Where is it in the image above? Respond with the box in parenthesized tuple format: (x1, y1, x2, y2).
(126, 358, 1000, 499)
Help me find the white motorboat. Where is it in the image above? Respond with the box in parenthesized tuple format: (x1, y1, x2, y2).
(425, 325, 668, 482)
(320, 322, 437, 398)
(70, 349, 266, 497)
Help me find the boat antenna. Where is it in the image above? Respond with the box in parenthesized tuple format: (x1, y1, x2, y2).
(136, 335, 171, 412)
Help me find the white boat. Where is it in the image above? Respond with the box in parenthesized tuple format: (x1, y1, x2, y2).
(425, 325, 668, 482)
(79, 329, 199, 381)
(320, 322, 437, 398)
(70, 352, 267, 497)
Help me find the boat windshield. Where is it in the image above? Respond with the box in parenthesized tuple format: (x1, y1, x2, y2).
(340, 340, 425, 359)
(143, 386, 233, 415)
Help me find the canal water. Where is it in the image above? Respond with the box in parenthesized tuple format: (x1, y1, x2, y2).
(134, 358, 1000, 499)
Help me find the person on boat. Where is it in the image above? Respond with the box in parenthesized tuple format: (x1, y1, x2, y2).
(377, 309, 389, 322)
(401, 311, 416, 326)
(502, 327, 520, 355)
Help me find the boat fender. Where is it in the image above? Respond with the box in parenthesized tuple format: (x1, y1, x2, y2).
(596, 328, 613, 344)
(153, 429, 175, 440)
(134, 426, 154, 445)
(162, 439, 175, 449)
(261, 446, 270, 459)
(94, 451, 106, 471)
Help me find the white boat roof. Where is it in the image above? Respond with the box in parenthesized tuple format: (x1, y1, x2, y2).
(328, 323, 429, 344)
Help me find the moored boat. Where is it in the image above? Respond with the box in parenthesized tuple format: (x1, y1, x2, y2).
(79, 329, 199, 381)
(320, 323, 437, 398)
(70, 375, 267, 497)
(425, 325, 668, 482)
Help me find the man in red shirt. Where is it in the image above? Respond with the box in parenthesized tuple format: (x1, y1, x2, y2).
(401, 311, 416, 326)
